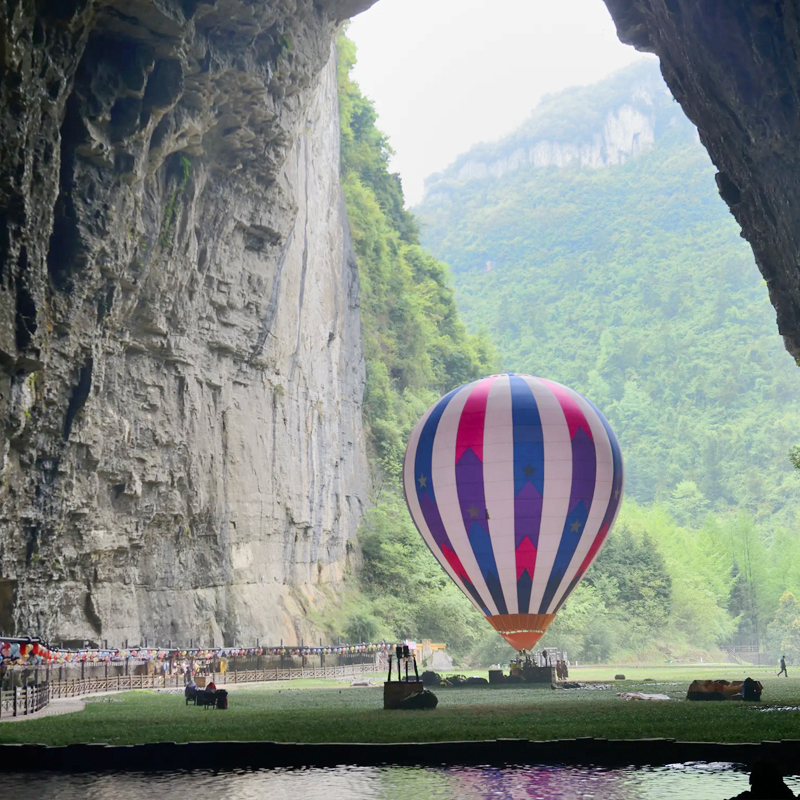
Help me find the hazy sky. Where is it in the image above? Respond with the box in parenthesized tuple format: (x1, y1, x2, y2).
(348, 0, 654, 205)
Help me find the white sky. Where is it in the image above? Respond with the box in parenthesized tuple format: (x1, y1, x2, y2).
(348, 0, 653, 205)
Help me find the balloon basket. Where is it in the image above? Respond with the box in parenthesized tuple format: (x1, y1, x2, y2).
(383, 680, 424, 709)
(384, 644, 433, 709)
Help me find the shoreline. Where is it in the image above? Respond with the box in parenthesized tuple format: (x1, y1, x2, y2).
(2, 736, 799, 772)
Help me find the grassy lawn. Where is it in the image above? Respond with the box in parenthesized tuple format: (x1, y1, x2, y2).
(1, 667, 798, 746)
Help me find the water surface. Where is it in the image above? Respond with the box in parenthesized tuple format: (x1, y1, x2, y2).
(4, 763, 800, 799)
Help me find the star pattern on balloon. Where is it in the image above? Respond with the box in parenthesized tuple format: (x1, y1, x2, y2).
(570, 520, 582, 533)
(417, 474, 427, 488)
(467, 504, 480, 519)
(522, 463, 536, 478)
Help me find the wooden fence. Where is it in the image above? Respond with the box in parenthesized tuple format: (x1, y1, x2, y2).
(0, 662, 374, 714)
(0, 683, 50, 719)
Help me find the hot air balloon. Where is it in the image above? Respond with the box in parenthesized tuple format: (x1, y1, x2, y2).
(403, 374, 624, 651)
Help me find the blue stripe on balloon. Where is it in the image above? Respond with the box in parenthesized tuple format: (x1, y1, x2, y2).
(457, 448, 508, 615)
(412, 386, 491, 616)
(582, 396, 624, 536)
(414, 387, 458, 511)
(509, 375, 545, 614)
(517, 568, 533, 616)
(510, 376, 545, 498)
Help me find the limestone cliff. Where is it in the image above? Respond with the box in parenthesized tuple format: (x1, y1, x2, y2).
(602, 0, 800, 363)
(0, 0, 375, 646)
(424, 60, 675, 197)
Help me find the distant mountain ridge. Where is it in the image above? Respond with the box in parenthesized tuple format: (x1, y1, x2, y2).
(424, 60, 690, 199)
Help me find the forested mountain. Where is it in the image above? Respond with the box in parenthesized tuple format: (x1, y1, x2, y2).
(412, 61, 800, 662)
(416, 60, 800, 523)
(337, 45, 800, 665)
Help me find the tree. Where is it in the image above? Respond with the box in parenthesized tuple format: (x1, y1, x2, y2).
(766, 592, 800, 660)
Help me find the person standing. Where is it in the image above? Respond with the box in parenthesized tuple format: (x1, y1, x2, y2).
(778, 654, 789, 677)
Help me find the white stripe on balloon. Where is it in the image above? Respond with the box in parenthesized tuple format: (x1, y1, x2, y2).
(483, 375, 519, 614)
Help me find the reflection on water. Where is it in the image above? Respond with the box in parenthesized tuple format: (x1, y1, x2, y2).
(4, 763, 800, 799)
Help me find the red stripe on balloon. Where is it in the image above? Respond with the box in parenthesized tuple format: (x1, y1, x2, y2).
(515, 536, 537, 580)
(541, 379, 593, 441)
(441, 542, 472, 585)
(572, 521, 609, 582)
(454, 377, 496, 463)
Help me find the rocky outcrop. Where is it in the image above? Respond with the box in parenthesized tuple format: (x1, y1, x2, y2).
(423, 61, 685, 204)
(603, 0, 800, 362)
(0, 0, 375, 646)
(454, 105, 656, 183)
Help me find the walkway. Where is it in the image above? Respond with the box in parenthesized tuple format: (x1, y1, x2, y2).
(0, 697, 85, 723)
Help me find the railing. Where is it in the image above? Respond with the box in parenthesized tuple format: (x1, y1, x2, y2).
(0, 683, 50, 719)
(46, 662, 372, 700)
(0, 663, 374, 717)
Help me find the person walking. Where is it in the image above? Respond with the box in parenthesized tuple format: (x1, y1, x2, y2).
(778, 654, 789, 677)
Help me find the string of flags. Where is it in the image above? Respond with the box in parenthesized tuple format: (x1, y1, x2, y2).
(0, 637, 411, 667)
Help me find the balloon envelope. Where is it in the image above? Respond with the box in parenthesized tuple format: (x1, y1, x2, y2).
(403, 374, 624, 650)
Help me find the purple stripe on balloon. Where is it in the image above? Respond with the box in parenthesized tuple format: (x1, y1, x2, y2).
(456, 449, 508, 615)
(569, 427, 596, 513)
(514, 482, 543, 551)
(456, 449, 490, 538)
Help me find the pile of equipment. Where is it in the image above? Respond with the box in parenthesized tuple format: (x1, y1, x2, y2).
(686, 678, 762, 701)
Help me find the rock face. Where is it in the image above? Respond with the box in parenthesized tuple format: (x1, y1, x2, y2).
(454, 105, 656, 183)
(603, 0, 800, 362)
(0, 0, 375, 646)
(424, 61, 682, 204)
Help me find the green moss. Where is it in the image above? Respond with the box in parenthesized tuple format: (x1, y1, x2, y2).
(158, 155, 192, 250)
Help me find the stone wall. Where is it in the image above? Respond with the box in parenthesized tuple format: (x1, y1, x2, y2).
(0, 0, 375, 646)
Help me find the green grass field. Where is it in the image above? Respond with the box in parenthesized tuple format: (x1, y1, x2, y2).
(1, 666, 798, 746)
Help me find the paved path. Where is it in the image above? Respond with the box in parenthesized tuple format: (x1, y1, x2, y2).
(0, 697, 86, 723)
(0, 675, 378, 724)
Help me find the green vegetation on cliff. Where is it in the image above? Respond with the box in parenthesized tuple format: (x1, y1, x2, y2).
(337, 33, 495, 480)
(334, 33, 497, 656)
